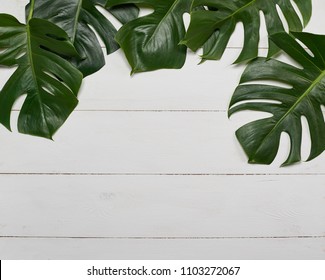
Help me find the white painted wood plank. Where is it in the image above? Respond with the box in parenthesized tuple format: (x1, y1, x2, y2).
(1, 237, 324, 260)
(0, 175, 324, 237)
(78, 50, 244, 111)
(0, 111, 324, 173)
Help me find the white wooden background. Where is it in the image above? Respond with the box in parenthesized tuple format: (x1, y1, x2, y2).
(0, 0, 325, 259)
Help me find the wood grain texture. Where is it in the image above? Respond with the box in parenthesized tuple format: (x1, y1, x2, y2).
(0, 0, 324, 260)
(0, 175, 324, 238)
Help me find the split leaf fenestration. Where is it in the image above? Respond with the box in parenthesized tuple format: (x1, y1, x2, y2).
(0, 14, 82, 139)
(229, 32, 325, 166)
(182, 0, 312, 63)
(28, 0, 139, 76)
(106, 0, 192, 73)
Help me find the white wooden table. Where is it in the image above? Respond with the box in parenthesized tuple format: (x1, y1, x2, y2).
(0, 0, 324, 259)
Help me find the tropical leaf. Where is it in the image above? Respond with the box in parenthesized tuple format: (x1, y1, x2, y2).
(106, 0, 192, 73)
(28, 0, 139, 76)
(182, 0, 312, 63)
(228, 32, 325, 166)
(0, 14, 82, 139)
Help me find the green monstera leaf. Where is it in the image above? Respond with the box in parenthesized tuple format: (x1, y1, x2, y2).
(182, 0, 312, 63)
(106, 0, 192, 73)
(28, 0, 139, 77)
(229, 32, 325, 166)
(0, 13, 82, 139)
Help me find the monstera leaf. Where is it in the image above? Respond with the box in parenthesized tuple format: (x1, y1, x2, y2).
(229, 32, 325, 166)
(0, 14, 82, 139)
(182, 0, 312, 63)
(28, 0, 139, 76)
(106, 0, 192, 73)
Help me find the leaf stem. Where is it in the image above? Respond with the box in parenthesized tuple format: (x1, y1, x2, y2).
(71, 0, 83, 43)
(28, 0, 35, 21)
